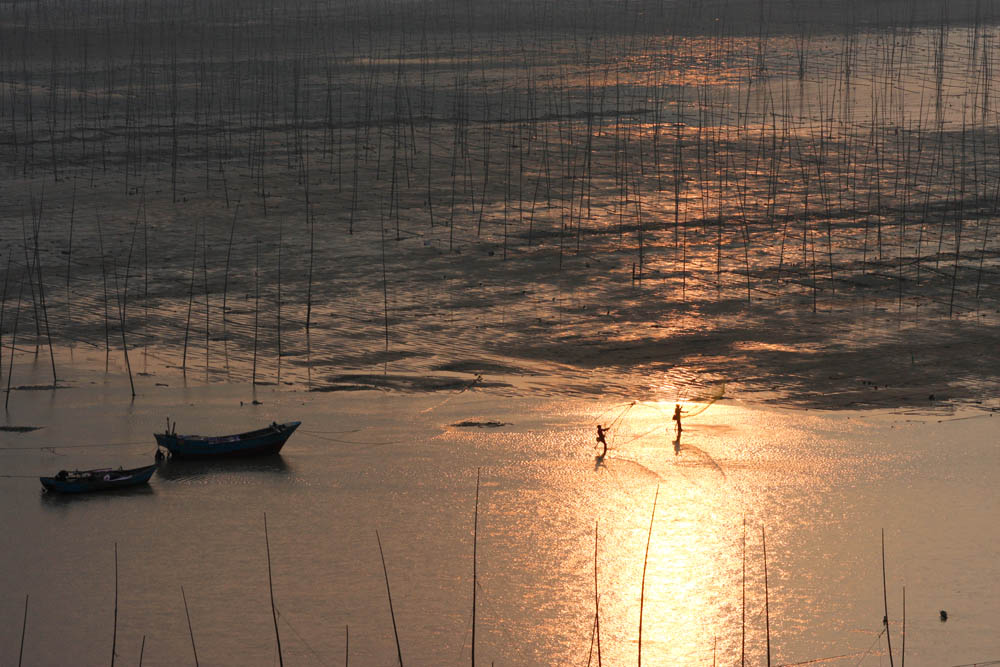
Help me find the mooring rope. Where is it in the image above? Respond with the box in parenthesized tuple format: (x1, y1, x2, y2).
(0, 440, 151, 452)
(296, 431, 404, 447)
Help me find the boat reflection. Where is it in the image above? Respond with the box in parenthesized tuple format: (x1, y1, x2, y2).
(155, 455, 291, 482)
(40, 483, 155, 506)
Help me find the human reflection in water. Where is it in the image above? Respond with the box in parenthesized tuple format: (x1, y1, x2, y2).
(673, 431, 682, 456)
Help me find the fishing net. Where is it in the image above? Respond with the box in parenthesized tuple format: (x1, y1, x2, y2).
(678, 381, 726, 419)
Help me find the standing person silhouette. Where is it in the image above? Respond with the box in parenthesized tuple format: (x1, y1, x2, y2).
(672, 404, 683, 435)
(596, 424, 609, 458)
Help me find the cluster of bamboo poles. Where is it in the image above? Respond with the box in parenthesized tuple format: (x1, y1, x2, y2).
(2, 0, 1000, 395)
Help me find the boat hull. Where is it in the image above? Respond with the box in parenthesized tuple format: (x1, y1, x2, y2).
(40, 464, 157, 494)
(154, 421, 300, 459)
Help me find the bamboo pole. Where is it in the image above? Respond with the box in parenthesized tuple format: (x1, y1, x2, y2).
(763, 526, 770, 667)
(376, 530, 404, 667)
(221, 203, 240, 369)
(0, 254, 11, 388)
(882, 529, 895, 667)
(5, 275, 26, 411)
(18, 594, 28, 667)
(264, 512, 284, 667)
(472, 467, 480, 667)
(594, 521, 602, 667)
(638, 485, 659, 667)
(111, 542, 118, 667)
(181, 586, 199, 667)
(901, 586, 906, 667)
(253, 239, 260, 385)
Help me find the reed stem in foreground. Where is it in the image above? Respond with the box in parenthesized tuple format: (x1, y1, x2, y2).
(264, 512, 284, 667)
(111, 542, 118, 667)
(376, 530, 404, 666)
(18, 594, 28, 667)
(638, 485, 659, 667)
(181, 586, 199, 667)
(882, 529, 895, 667)
(472, 467, 480, 667)
(763, 526, 771, 667)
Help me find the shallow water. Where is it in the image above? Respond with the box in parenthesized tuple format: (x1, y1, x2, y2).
(2, 2, 1000, 664)
(1, 357, 998, 665)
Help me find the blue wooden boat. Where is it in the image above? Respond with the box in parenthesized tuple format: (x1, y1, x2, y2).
(40, 464, 158, 494)
(155, 421, 301, 459)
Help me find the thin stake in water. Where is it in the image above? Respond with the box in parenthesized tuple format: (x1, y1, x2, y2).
(638, 484, 659, 667)
(111, 542, 118, 667)
(181, 586, 199, 667)
(882, 529, 895, 667)
(472, 467, 480, 667)
(763, 526, 771, 667)
(376, 530, 404, 667)
(18, 594, 28, 667)
(264, 512, 284, 666)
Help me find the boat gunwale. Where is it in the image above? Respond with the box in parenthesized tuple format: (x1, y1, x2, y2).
(155, 421, 301, 445)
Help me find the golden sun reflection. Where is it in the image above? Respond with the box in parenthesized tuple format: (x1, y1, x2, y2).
(565, 397, 832, 665)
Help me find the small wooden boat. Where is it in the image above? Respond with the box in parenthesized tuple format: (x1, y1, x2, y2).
(40, 464, 158, 494)
(155, 421, 301, 459)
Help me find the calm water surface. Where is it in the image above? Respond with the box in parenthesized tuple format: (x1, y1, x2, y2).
(1, 361, 997, 666)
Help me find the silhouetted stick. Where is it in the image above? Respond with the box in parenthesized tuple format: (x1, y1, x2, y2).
(112, 542, 118, 667)
(96, 216, 110, 371)
(201, 223, 209, 371)
(882, 529, 895, 667)
(112, 260, 135, 398)
(376, 530, 403, 667)
(221, 203, 240, 369)
(0, 254, 11, 387)
(638, 485, 659, 667)
(264, 513, 284, 666)
(253, 240, 260, 385)
(305, 200, 314, 347)
(763, 526, 770, 667)
(901, 586, 906, 667)
(5, 275, 26, 411)
(181, 222, 197, 377)
(742, 517, 746, 666)
(472, 467, 480, 667)
(31, 219, 57, 385)
(18, 214, 41, 353)
(276, 217, 282, 383)
(66, 178, 76, 327)
(18, 594, 28, 667)
(380, 223, 389, 351)
(345, 625, 349, 667)
(181, 586, 199, 667)
(138, 635, 145, 667)
(592, 521, 602, 667)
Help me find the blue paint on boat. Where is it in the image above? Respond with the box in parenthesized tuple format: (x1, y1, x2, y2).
(40, 464, 158, 494)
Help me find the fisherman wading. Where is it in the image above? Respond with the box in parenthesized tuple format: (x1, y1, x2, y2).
(596, 424, 609, 458)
